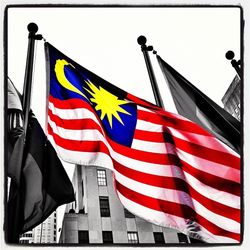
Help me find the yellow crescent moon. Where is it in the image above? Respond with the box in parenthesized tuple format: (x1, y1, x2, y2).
(54, 59, 88, 99)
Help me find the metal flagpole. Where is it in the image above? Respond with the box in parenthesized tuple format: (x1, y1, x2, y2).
(225, 50, 242, 80)
(22, 23, 43, 136)
(137, 35, 165, 108)
(8, 22, 42, 243)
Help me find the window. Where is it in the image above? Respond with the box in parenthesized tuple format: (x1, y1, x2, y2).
(81, 180, 84, 196)
(102, 231, 113, 244)
(177, 233, 189, 243)
(127, 232, 139, 244)
(20, 239, 29, 244)
(234, 108, 239, 114)
(99, 196, 110, 217)
(78, 230, 89, 244)
(97, 169, 107, 186)
(124, 208, 135, 218)
(154, 232, 165, 244)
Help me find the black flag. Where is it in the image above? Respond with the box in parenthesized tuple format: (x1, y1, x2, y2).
(6, 79, 75, 243)
(157, 55, 240, 154)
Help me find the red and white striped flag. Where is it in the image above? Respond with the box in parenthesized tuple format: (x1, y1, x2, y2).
(46, 43, 241, 243)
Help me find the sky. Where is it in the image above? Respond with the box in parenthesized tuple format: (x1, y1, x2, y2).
(5, 5, 244, 245)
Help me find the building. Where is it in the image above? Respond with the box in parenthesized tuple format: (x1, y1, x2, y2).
(222, 75, 241, 121)
(32, 211, 57, 243)
(19, 212, 57, 244)
(59, 165, 196, 244)
(19, 231, 34, 244)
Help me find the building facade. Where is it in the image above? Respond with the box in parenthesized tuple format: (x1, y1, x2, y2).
(19, 211, 57, 244)
(19, 231, 34, 244)
(59, 165, 193, 244)
(32, 211, 57, 243)
(221, 75, 241, 121)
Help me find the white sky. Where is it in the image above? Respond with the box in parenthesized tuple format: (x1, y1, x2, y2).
(4, 4, 249, 248)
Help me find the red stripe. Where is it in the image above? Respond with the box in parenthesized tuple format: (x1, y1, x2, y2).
(107, 137, 179, 165)
(48, 109, 103, 133)
(134, 129, 166, 142)
(48, 124, 110, 154)
(49, 95, 93, 110)
(135, 125, 240, 171)
(173, 137, 240, 170)
(49, 119, 179, 166)
(138, 109, 209, 136)
(115, 180, 240, 242)
(180, 159, 240, 196)
(50, 96, 239, 169)
(49, 108, 240, 193)
(113, 160, 240, 223)
(127, 93, 161, 111)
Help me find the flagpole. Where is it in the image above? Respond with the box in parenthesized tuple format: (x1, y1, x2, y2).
(225, 50, 242, 80)
(137, 36, 164, 108)
(22, 23, 43, 135)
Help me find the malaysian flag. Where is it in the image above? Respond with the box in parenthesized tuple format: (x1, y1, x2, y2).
(45, 43, 240, 243)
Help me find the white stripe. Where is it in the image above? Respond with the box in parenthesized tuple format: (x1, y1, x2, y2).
(137, 116, 239, 157)
(50, 100, 239, 158)
(48, 122, 240, 208)
(48, 135, 114, 170)
(49, 102, 100, 124)
(115, 170, 240, 234)
(48, 121, 183, 178)
(167, 126, 235, 155)
(133, 138, 240, 184)
(132, 139, 171, 153)
(184, 172, 240, 209)
(48, 117, 105, 142)
(116, 191, 237, 243)
(50, 116, 239, 185)
(136, 119, 164, 132)
(49, 123, 240, 208)
(177, 148, 240, 183)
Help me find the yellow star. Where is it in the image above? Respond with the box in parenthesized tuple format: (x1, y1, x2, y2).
(84, 80, 131, 128)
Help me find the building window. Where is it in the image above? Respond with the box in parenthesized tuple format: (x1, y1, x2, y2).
(102, 231, 113, 244)
(20, 239, 29, 244)
(81, 180, 84, 196)
(154, 232, 165, 244)
(78, 230, 89, 244)
(177, 233, 189, 243)
(99, 196, 110, 217)
(124, 208, 135, 218)
(97, 169, 107, 186)
(54, 236, 57, 242)
(127, 232, 139, 244)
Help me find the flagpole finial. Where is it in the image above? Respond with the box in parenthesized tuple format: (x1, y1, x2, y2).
(137, 35, 147, 46)
(225, 50, 241, 79)
(225, 50, 235, 60)
(27, 23, 38, 34)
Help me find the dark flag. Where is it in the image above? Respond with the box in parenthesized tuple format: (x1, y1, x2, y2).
(6, 79, 75, 243)
(157, 55, 240, 154)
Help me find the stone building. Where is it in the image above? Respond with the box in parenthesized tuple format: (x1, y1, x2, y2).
(59, 165, 192, 244)
(19, 212, 57, 244)
(222, 75, 241, 121)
